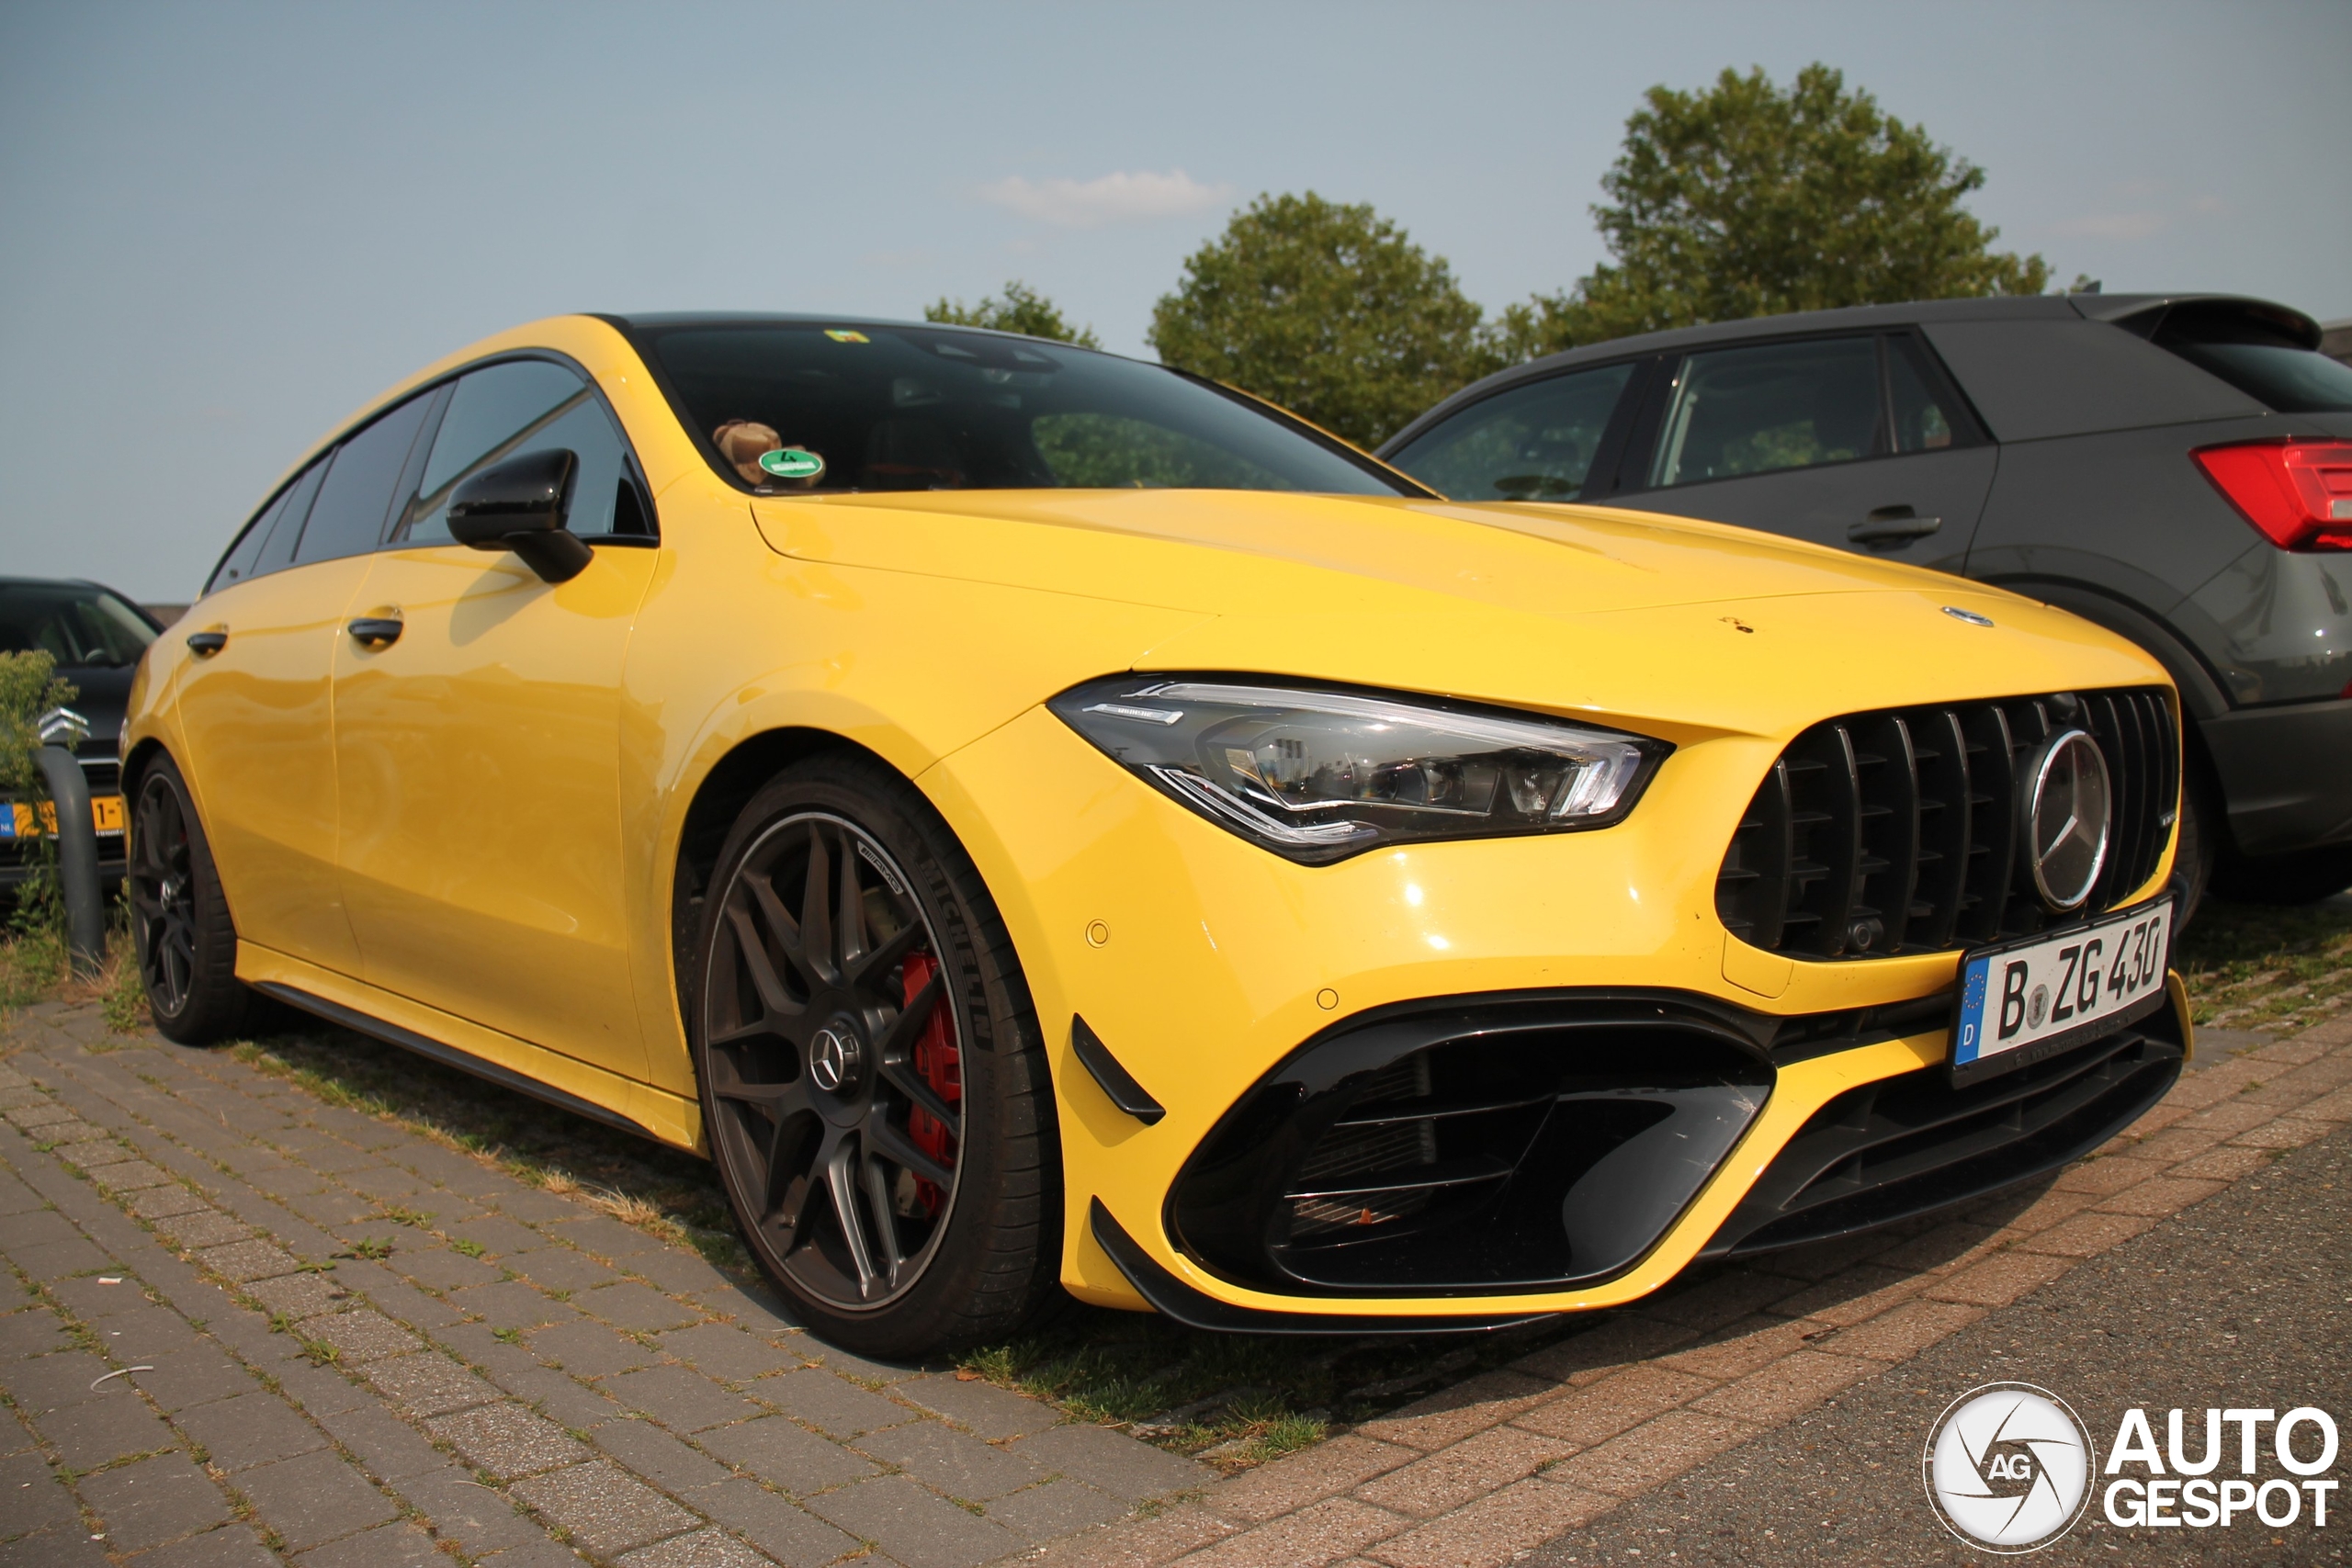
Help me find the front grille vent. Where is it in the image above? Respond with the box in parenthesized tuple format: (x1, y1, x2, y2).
(1717, 688, 2176, 960)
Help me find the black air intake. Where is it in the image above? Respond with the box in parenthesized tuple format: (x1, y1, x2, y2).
(1716, 688, 2176, 960)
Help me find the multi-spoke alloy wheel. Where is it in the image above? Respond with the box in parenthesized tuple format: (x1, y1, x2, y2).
(132, 771, 199, 1016)
(128, 756, 252, 1043)
(693, 758, 1059, 1352)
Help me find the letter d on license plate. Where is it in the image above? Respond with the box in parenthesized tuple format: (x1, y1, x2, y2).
(1951, 897, 2173, 1087)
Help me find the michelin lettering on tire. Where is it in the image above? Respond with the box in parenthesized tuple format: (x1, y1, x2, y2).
(1924, 1382, 2096, 1552)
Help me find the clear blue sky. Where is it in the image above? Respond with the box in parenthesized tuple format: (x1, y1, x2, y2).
(4, 0, 2346, 600)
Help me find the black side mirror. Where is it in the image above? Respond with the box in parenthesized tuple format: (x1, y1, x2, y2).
(447, 448, 594, 583)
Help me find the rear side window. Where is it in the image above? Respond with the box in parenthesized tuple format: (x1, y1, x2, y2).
(1651, 337, 1882, 488)
(208, 457, 332, 594)
(207, 479, 295, 594)
(1886, 335, 1973, 453)
(295, 395, 435, 564)
(1386, 363, 1636, 501)
(2146, 303, 2352, 413)
(400, 359, 651, 544)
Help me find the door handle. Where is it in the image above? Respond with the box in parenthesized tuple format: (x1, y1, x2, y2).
(347, 618, 404, 649)
(185, 630, 228, 656)
(1848, 511, 1943, 547)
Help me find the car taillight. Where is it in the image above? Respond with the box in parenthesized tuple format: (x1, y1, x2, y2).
(2194, 440, 2352, 550)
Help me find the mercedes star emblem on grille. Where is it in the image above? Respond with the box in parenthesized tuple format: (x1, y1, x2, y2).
(2023, 729, 2112, 911)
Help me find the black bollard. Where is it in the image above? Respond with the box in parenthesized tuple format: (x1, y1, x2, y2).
(32, 746, 105, 980)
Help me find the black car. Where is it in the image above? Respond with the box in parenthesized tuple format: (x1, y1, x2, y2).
(1382, 293, 2352, 907)
(0, 578, 161, 895)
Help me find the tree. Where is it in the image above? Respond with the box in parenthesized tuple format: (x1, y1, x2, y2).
(924, 281, 1100, 348)
(1148, 192, 1494, 449)
(1501, 64, 2052, 358)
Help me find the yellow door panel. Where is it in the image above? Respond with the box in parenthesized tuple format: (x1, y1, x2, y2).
(332, 544, 657, 1078)
(170, 558, 375, 974)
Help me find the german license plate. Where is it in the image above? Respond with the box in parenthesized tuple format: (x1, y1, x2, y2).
(1950, 897, 2173, 1087)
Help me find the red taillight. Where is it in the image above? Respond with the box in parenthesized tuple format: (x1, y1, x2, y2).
(2194, 440, 2352, 550)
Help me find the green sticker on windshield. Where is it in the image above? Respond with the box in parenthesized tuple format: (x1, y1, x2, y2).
(758, 448, 825, 481)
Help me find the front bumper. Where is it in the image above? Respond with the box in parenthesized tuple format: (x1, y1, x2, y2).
(926, 704, 2183, 1325)
(2199, 696, 2352, 857)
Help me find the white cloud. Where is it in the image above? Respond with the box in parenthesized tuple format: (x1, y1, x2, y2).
(975, 169, 1231, 229)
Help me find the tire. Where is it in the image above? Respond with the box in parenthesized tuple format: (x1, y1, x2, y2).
(2211, 842, 2352, 907)
(689, 752, 1061, 1357)
(129, 754, 253, 1044)
(2172, 758, 2217, 926)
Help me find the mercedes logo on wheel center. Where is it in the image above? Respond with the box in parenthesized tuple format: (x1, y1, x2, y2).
(1925, 1382, 2096, 1552)
(2022, 728, 2112, 912)
(808, 1021, 863, 1094)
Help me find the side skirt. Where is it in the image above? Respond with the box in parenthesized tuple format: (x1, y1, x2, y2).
(255, 982, 661, 1143)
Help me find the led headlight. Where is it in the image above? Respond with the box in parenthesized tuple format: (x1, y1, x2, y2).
(1047, 675, 1668, 864)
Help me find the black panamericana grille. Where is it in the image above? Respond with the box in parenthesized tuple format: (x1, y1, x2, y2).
(1716, 688, 2177, 961)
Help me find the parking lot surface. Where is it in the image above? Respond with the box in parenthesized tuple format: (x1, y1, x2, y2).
(0, 1002, 1205, 1567)
(1523, 1120, 2351, 1565)
(5, 1003, 2347, 1566)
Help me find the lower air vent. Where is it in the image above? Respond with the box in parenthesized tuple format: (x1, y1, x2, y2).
(1169, 994, 1775, 1296)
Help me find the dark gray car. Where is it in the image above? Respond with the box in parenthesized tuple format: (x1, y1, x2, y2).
(1381, 293, 2352, 907)
(0, 578, 158, 897)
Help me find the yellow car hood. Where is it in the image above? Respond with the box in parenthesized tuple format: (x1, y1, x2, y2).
(751, 489, 2166, 738)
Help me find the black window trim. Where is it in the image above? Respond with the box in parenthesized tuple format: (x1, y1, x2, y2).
(200, 347, 662, 598)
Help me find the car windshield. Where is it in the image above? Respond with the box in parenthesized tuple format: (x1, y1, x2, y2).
(0, 582, 156, 668)
(634, 321, 1421, 497)
(2149, 304, 2352, 413)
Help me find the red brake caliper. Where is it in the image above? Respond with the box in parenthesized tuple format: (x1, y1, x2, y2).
(901, 952, 960, 1214)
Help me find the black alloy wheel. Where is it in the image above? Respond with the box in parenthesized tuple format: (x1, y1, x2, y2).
(132, 773, 198, 1015)
(130, 756, 251, 1043)
(693, 756, 1059, 1353)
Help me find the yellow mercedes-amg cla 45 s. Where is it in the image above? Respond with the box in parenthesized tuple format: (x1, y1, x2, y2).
(125, 314, 2193, 1355)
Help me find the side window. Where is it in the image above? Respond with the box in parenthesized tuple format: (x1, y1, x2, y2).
(1885, 335, 1976, 453)
(1649, 337, 1882, 489)
(1386, 364, 1635, 501)
(247, 459, 329, 581)
(207, 481, 294, 594)
(294, 394, 435, 565)
(401, 359, 650, 545)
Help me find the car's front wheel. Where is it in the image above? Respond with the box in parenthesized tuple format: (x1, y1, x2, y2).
(690, 753, 1061, 1356)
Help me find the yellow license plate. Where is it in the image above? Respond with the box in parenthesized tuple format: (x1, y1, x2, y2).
(8, 796, 125, 837)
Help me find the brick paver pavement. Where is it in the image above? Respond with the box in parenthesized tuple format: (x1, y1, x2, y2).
(1011, 1017, 2352, 1568)
(0, 1003, 1208, 1566)
(9, 999, 2345, 1568)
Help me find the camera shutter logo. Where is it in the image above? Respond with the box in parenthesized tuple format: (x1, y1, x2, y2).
(1924, 1383, 2095, 1552)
